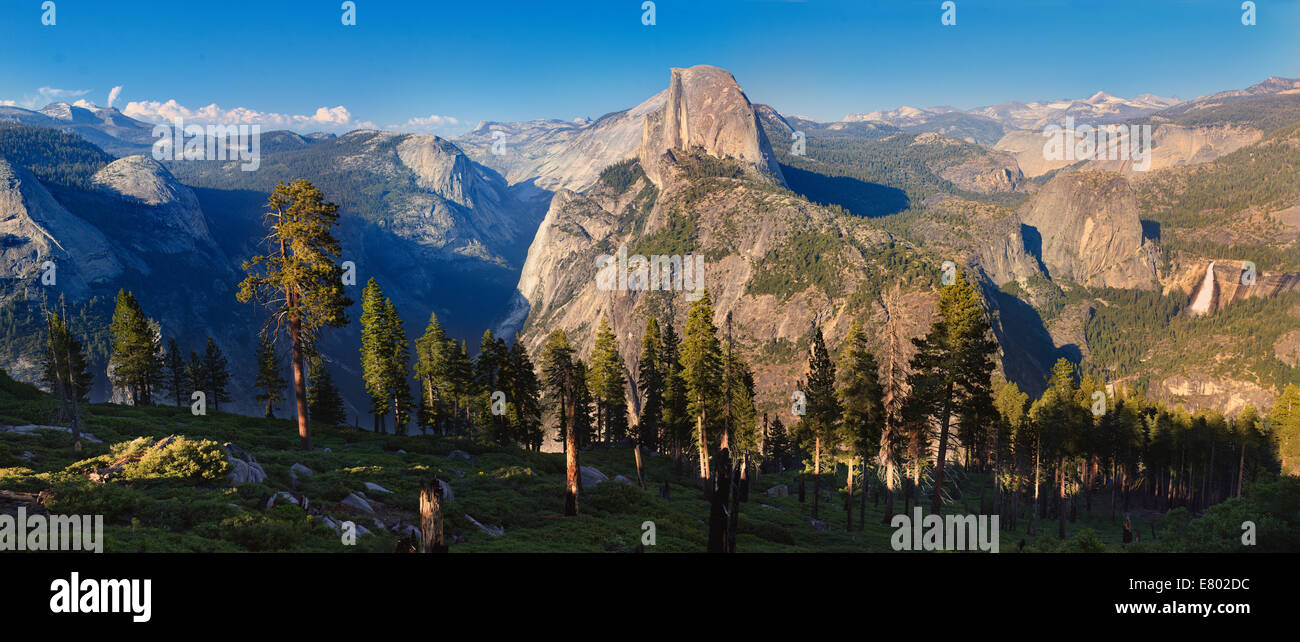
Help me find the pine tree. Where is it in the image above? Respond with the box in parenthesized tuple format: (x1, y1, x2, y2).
(237, 179, 352, 450)
(163, 338, 186, 407)
(837, 319, 884, 527)
(360, 278, 392, 433)
(184, 350, 203, 407)
(449, 340, 476, 435)
(384, 299, 413, 435)
(541, 329, 579, 516)
(108, 290, 162, 405)
(414, 312, 452, 434)
(765, 416, 791, 473)
(588, 316, 628, 444)
(475, 329, 510, 444)
(660, 319, 689, 465)
(306, 353, 347, 426)
(680, 291, 723, 482)
(906, 270, 997, 516)
(793, 325, 840, 519)
(507, 341, 544, 450)
(636, 317, 664, 450)
(201, 337, 232, 412)
(42, 308, 93, 403)
(1271, 383, 1300, 476)
(254, 335, 287, 418)
(572, 360, 595, 449)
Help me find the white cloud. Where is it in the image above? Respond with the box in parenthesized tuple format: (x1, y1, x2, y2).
(107, 86, 123, 108)
(389, 114, 466, 135)
(122, 99, 375, 132)
(0, 87, 93, 109)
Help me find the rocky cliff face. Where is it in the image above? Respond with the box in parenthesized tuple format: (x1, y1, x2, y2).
(0, 158, 122, 297)
(513, 159, 934, 427)
(1018, 171, 1158, 289)
(638, 65, 785, 186)
(1171, 258, 1300, 313)
(92, 155, 217, 256)
(457, 93, 664, 193)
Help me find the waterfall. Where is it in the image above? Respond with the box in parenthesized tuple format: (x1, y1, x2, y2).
(1188, 261, 1217, 315)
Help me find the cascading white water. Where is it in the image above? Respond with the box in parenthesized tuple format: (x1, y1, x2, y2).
(1188, 261, 1217, 315)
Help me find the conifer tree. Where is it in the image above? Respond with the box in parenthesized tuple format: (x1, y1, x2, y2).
(185, 350, 203, 404)
(360, 278, 392, 432)
(764, 416, 791, 473)
(450, 340, 475, 435)
(794, 325, 840, 519)
(1271, 383, 1300, 476)
(201, 337, 233, 412)
(383, 299, 413, 435)
(660, 319, 689, 464)
(414, 312, 452, 434)
(680, 291, 723, 482)
(906, 270, 997, 516)
(163, 338, 186, 407)
(42, 309, 93, 403)
(636, 317, 664, 450)
(588, 316, 628, 444)
(541, 329, 579, 515)
(307, 353, 347, 426)
(254, 335, 287, 418)
(507, 341, 544, 450)
(237, 179, 351, 450)
(837, 319, 884, 528)
(475, 329, 510, 444)
(572, 360, 595, 448)
(108, 290, 162, 405)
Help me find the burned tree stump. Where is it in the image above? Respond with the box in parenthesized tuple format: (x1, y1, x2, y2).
(419, 478, 448, 553)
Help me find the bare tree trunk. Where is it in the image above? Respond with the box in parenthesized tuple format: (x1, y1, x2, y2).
(564, 371, 579, 517)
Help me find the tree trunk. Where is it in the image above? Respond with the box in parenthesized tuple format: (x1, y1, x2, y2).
(1057, 460, 1066, 540)
(708, 448, 731, 553)
(419, 478, 446, 553)
(288, 312, 311, 450)
(845, 458, 854, 531)
(813, 436, 821, 519)
(634, 444, 646, 489)
(738, 457, 749, 502)
(1236, 442, 1246, 498)
(931, 384, 954, 516)
(697, 406, 709, 486)
(859, 462, 868, 531)
(564, 373, 579, 517)
(727, 459, 740, 553)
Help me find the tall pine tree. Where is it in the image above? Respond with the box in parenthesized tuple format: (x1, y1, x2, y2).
(237, 179, 352, 450)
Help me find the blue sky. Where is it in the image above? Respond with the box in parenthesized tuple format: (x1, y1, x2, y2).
(1, 0, 1297, 134)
